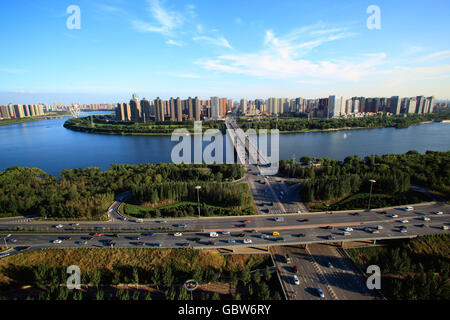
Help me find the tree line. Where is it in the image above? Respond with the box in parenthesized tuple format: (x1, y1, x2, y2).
(0, 163, 245, 219)
(280, 151, 450, 202)
(238, 112, 450, 132)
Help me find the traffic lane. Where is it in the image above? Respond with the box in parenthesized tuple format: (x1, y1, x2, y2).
(307, 244, 377, 300)
(2, 218, 449, 249)
(274, 246, 333, 300)
(0, 203, 447, 231)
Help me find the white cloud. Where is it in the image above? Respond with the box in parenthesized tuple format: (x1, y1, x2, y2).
(193, 36, 232, 49)
(132, 0, 185, 36)
(166, 39, 185, 46)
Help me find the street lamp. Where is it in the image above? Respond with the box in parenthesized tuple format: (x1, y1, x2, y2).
(367, 179, 376, 211)
(195, 186, 201, 218)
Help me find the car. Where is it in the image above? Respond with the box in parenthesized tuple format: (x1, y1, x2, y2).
(160, 220, 167, 223)
(135, 219, 144, 223)
(221, 231, 230, 235)
(317, 288, 325, 298)
(377, 225, 384, 230)
(152, 243, 162, 247)
(404, 206, 414, 211)
(327, 235, 336, 240)
(111, 234, 120, 238)
(285, 255, 291, 263)
(70, 223, 80, 226)
(399, 228, 408, 233)
(292, 265, 298, 274)
(372, 230, 380, 234)
(251, 229, 259, 233)
(421, 216, 431, 221)
(378, 211, 387, 214)
(243, 239, 252, 244)
(243, 219, 251, 223)
(293, 275, 300, 285)
(142, 233, 155, 237)
(325, 226, 333, 230)
(433, 211, 443, 215)
(136, 241, 145, 246)
(364, 227, 371, 232)
(209, 232, 219, 238)
(85, 236, 94, 241)
(80, 240, 88, 245)
(93, 233, 102, 237)
(260, 234, 270, 239)
(327, 262, 334, 268)
(174, 232, 183, 237)
(294, 233, 306, 238)
(132, 236, 141, 241)
(54, 224, 63, 228)
(400, 219, 409, 223)
(236, 233, 245, 237)
(298, 219, 308, 222)
(297, 210, 301, 214)
(226, 239, 236, 243)
(207, 241, 215, 246)
(344, 227, 354, 232)
(272, 231, 280, 236)
(389, 214, 399, 218)
(9, 238, 17, 243)
(343, 231, 351, 236)
(442, 225, 449, 230)
(52, 239, 62, 244)
(274, 217, 284, 222)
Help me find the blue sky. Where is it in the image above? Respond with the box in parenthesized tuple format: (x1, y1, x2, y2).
(1, 0, 450, 104)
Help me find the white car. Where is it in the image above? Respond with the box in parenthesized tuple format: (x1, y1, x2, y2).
(344, 227, 353, 232)
(55, 224, 63, 228)
(433, 211, 443, 215)
(243, 239, 252, 244)
(209, 232, 219, 238)
(372, 230, 380, 234)
(343, 231, 351, 236)
(227, 239, 236, 243)
(70, 223, 80, 226)
(377, 225, 384, 230)
(399, 228, 408, 233)
(221, 231, 230, 235)
(274, 217, 284, 222)
(404, 206, 414, 212)
(389, 214, 398, 218)
(293, 275, 300, 285)
(53, 239, 62, 244)
(173, 232, 183, 237)
(442, 225, 449, 230)
(260, 233, 270, 239)
(400, 219, 409, 223)
(421, 216, 431, 221)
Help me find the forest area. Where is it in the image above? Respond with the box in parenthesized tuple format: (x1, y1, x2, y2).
(64, 115, 226, 135)
(279, 151, 449, 208)
(0, 163, 245, 219)
(346, 234, 450, 300)
(0, 248, 283, 301)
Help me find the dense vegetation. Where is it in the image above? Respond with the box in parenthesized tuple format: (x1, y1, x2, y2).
(0, 164, 245, 219)
(279, 151, 449, 208)
(0, 248, 283, 300)
(238, 112, 450, 132)
(64, 115, 226, 135)
(346, 234, 450, 300)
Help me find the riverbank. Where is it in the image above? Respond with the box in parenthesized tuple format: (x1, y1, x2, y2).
(0, 112, 72, 126)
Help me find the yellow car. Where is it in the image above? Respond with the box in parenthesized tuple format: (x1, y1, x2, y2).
(273, 231, 280, 236)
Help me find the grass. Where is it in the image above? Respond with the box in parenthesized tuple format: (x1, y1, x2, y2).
(309, 189, 431, 211)
(0, 112, 71, 126)
(0, 248, 270, 288)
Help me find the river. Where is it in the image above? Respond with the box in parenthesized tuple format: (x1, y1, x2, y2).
(0, 112, 449, 176)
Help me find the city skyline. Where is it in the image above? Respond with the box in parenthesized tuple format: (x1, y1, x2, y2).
(1, 0, 450, 104)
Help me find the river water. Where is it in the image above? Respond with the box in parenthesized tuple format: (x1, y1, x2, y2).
(0, 112, 449, 176)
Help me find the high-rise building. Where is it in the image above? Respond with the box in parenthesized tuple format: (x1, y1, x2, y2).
(240, 99, 247, 114)
(154, 97, 165, 122)
(415, 96, 425, 114)
(389, 96, 401, 115)
(176, 97, 182, 122)
(210, 97, 220, 120)
(194, 97, 201, 121)
(328, 96, 344, 118)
